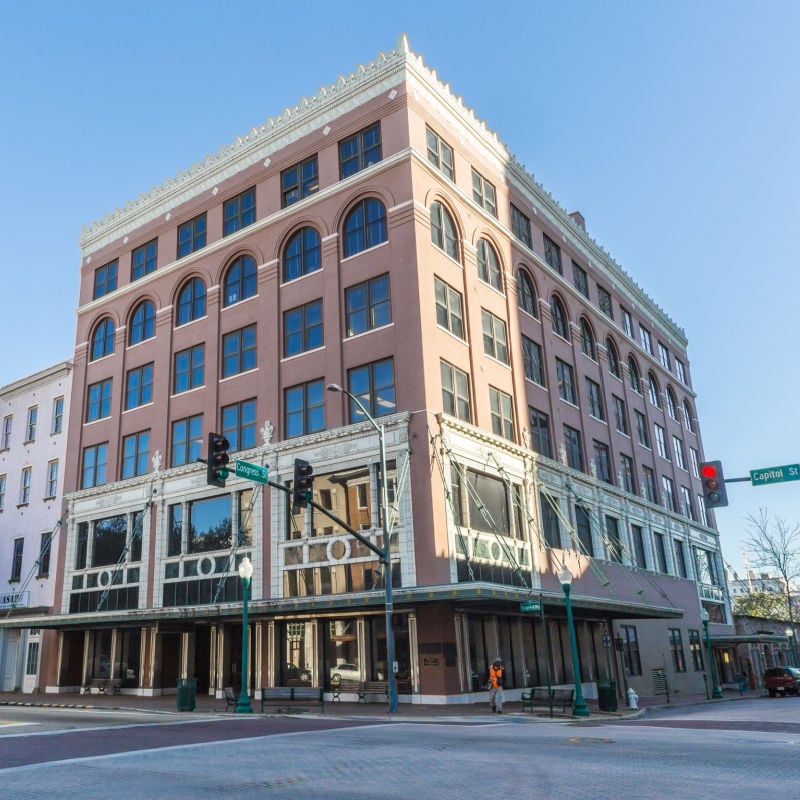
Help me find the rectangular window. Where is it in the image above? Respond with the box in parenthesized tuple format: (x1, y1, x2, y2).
(697, 496, 708, 526)
(346, 358, 396, 421)
(654, 424, 669, 459)
(675, 358, 687, 384)
(643, 466, 658, 503)
(86, 378, 113, 422)
(281, 154, 319, 207)
(177, 213, 207, 257)
(540, 493, 561, 547)
(285, 379, 325, 438)
(631, 524, 647, 568)
(524, 407, 551, 459)
(489, 387, 514, 440)
(658, 342, 671, 370)
(425, 127, 454, 180)
(621, 307, 633, 337)
(346, 274, 391, 336)
(510, 204, 532, 247)
(586, 378, 605, 420)
(171, 414, 203, 467)
(593, 441, 613, 483)
(639, 324, 653, 354)
(669, 628, 687, 672)
(575, 505, 594, 556)
(612, 395, 629, 435)
(689, 447, 700, 478)
(122, 431, 150, 478)
(679, 486, 695, 521)
(661, 475, 676, 512)
(543, 233, 562, 274)
(689, 629, 705, 671)
(221, 398, 257, 452)
(25, 641, 39, 675)
(522, 335, 545, 385)
(38, 532, 52, 577)
(51, 396, 64, 434)
(434, 277, 464, 339)
(635, 410, 650, 447)
(620, 454, 636, 494)
(564, 425, 583, 471)
(339, 122, 382, 178)
(20, 467, 31, 505)
(471, 168, 497, 216)
(674, 538, 688, 578)
(0, 474, 5, 511)
(556, 359, 576, 405)
(481, 310, 509, 364)
(93, 259, 118, 299)
(620, 625, 642, 676)
(672, 436, 687, 470)
(572, 261, 589, 297)
(441, 361, 471, 422)
(2, 415, 11, 449)
(284, 300, 323, 357)
(82, 443, 108, 489)
(45, 459, 58, 498)
(10, 538, 23, 582)
(125, 363, 154, 410)
(606, 515, 622, 562)
(654, 531, 668, 572)
(597, 285, 613, 319)
(222, 324, 257, 377)
(173, 344, 204, 393)
(131, 238, 157, 280)
(25, 406, 37, 442)
(223, 187, 256, 236)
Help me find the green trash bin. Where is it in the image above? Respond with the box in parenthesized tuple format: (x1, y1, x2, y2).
(177, 678, 197, 712)
(597, 679, 617, 712)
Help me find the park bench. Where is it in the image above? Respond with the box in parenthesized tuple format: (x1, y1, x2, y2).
(520, 686, 574, 714)
(359, 680, 389, 703)
(82, 677, 122, 695)
(224, 686, 237, 711)
(330, 677, 361, 702)
(260, 686, 324, 713)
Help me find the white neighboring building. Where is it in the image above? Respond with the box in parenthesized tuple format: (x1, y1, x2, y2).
(728, 571, 793, 598)
(0, 361, 72, 692)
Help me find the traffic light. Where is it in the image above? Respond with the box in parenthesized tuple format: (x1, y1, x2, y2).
(700, 460, 728, 508)
(292, 458, 314, 510)
(206, 433, 230, 487)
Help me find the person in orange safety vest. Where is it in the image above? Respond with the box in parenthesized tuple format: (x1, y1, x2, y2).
(488, 658, 505, 713)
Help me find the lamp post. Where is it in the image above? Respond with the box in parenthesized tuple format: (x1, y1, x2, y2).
(327, 383, 397, 714)
(700, 609, 723, 699)
(235, 555, 254, 713)
(557, 565, 590, 717)
(785, 627, 798, 665)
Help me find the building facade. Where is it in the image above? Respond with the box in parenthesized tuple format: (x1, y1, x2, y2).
(25, 36, 732, 703)
(0, 361, 71, 692)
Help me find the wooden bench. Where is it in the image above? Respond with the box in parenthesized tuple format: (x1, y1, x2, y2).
(261, 686, 324, 713)
(82, 678, 122, 695)
(359, 680, 389, 704)
(521, 686, 574, 714)
(330, 677, 361, 702)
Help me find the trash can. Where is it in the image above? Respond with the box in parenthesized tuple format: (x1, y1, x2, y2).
(177, 678, 197, 712)
(597, 679, 617, 712)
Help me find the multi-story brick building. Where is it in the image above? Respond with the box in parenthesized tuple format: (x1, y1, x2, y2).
(0, 361, 71, 692)
(28, 36, 732, 702)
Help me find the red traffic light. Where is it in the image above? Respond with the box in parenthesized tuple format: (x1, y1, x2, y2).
(699, 460, 728, 508)
(700, 464, 718, 479)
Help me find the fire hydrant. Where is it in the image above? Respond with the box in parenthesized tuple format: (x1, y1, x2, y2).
(627, 687, 639, 710)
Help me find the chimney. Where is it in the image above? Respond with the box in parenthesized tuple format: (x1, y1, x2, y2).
(569, 211, 586, 231)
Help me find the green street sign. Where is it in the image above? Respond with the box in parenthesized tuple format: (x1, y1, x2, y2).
(520, 601, 541, 612)
(750, 464, 800, 486)
(235, 460, 269, 484)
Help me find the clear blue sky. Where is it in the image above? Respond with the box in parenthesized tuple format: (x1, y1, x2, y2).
(2, 0, 798, 578)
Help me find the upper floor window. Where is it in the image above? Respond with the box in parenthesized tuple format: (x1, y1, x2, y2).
(125, 363, 154, 410)
(481, 309, 509, 364)
(556, 358, 576, 405)
(661, 475, 676, 513)
(471, 168, 497, 216)
(620, 306, 633, 337)
(586, 378, 604, 420)
(550, 295, 569, 339)
(346, 358, 396, 420)
(131, 239, 157, 281)
(489, 386, 514, 440)
(613, 395, 629, 435)
(284, 300, 323, 357)
(340, 123, 382, 179)
(129, 300, 155, 345)
(223, 255, 257, 307)
(93, 260, 118, 299)
(597, 284, 613, 319)
(176, 277, 206, 326)
(346, 274, 391, 336)
(573, 262, 589, 297)
(529, 408, 552, 459)
(434, 277, 464, 339)
(675, 357, 687, 384)
(174, 344, 205, 394)
(10, 539, 23, 582)
(606, 337, 621, 379)
(222, 324, 257, 377)
(172, 414, 203, 467)
(522, 336, 545, 386)
(648, 372, 661, 407)
(563, 425, 583, 471)
(177, 213, 207, 258)
(639, 324, 653, 354)
(343, 198, 387, 257)
(665, 387, 678, 420)
(2, 415, 11, 449)
(477, 239, 502, 291)
(281, 155, 319, 207)
(285, 379, 325, 438)
(594, 442, 613, 484)
(223, 187, 256, 236)
(517, 269, 537, 317)
(51, 396, 64, 434)
(628, 356, 642, 393)
(440, 360, 471, 422)
(426, 126, 454, 179)
(46, 459, 58, 498)
(543, 234, 562, 274)
(430, 202, 459, 260)
(283, 226, 321, 282)
(86, 378, 112, 422)
(25, 406, 37, 442)
(121, 430, 150, 478)
(90, 318, 115, 360)
(579, 318, 596, 360)
(683, 400, 696, 434)
(19, 467, 31, 505)
(82, 442, 108, 489)
(658, 341, 671, 370)
(222, 398, 257, 452)
(635, 410, 650, 448)
(510, 204, 532, 248)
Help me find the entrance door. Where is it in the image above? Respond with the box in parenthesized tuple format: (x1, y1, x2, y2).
(1, 631, 20, 691)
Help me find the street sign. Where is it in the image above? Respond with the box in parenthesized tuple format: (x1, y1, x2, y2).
(750, 463, 800, 487)
(235, 460, 269, 484)
(520, 601, 541, 612)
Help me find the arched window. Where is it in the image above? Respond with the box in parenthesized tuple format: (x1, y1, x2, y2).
(517, 269, 537, 317)
(648, 371, 661, 407)
(90, 318, 115, 360)
(477, 238, 502, 291)
(628, 356, 642, 393)
(665, 386, 678, 420)
(550, 295, 569, 339)
(430, 201, 459, 260)
(606, 337, 621, 379)
(129, 300, 155, 346)
(579, 318, 596, 360)
(176, 277, 206, 326)
(283, 227, 321, 282)
(343, 198, 387, 257)
(223, 255, 257, 306)
(683, 399, 696, 433)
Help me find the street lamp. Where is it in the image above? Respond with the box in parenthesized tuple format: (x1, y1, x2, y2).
(236, 555, 254, 713)
(557, 565, 590, 717)
(327, 382, 398, 714)
(785, 627, 798, 665)
(700, 609, 723, 699)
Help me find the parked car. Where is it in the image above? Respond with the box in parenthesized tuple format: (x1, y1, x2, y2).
(763, 666, 800, 696)
(284, 663, 312, 684)
(329, 662, 360, 681)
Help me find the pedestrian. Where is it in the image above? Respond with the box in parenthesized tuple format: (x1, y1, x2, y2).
(488, 657, 505, 713)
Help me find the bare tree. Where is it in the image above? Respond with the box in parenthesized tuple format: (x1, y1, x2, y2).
(743, 508, 800, 625)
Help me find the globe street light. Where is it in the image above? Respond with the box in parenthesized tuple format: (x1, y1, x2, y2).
(327, 383, 398, 713)
(785, 627, 798, 665)
(235, 555, 254, 713)
(700, 609, 723, 699)
(557, 565, 590, 717)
